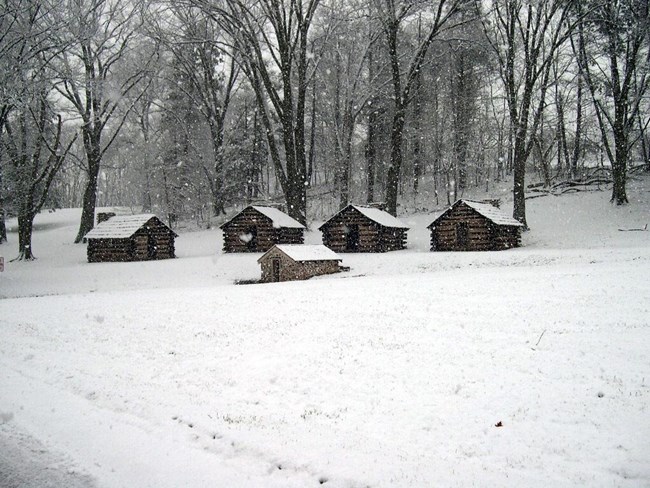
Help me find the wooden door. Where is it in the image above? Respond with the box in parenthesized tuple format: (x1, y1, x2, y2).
(147, 234, 157, 259)
(456, 223, 469, 249)
(272, 258, 281, 282)
(346, 224, 360, 251)
(246, 227, 258, 251)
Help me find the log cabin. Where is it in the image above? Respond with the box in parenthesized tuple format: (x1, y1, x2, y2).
(220, 206, 305, 253)
(258, 244, 343, 283)
(85, 214, 177, 262)
(319, 205, 409, 252)
(427, 200, 523, 251)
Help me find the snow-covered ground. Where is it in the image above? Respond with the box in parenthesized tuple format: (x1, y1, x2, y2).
(1, 182, 649, 487)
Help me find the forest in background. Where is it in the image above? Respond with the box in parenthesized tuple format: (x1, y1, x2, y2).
(0, 0, 649, 259)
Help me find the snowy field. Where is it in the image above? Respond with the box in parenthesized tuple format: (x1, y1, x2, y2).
(1, 182, 649, 487)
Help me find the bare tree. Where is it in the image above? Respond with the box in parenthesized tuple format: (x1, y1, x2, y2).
(365, 70, 380, 202)
(567, 20, 588, 180)
(577, 0, 650, 204)
(0, 0, 65, 243)
(0, 1, 76, 259)
(481, 0, 576, 228)
(376, 0, 466, 216)
(131, 71, 157, 213)
(4, 95, 76, 260)
(153, 3, 239, 216)
(449, 11, 486, 194)
(318, 0, 383, 209)
(197, 0, 321, 225)
(365, 5, 390, 205)
(53, 0, 153, 243)
(120, 34, 165, 214)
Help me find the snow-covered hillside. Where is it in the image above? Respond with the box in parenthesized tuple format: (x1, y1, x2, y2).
(1, 181, 649, 487)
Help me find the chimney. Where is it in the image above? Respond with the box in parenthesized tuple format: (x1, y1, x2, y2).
(97, 212, 116, 224)
(480, 199, 501, 208)
(251, 201, 286, 213)
(366, 202, 386, 211)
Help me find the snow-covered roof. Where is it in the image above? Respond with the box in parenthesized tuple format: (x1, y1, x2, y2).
(429, 200, 524, 227)
(84, 214, 164, 239)
(222, 206, 305, 229)
(462, 200, 524, 226)
(252, 206, 305, 229)
(320, 205, 409, 229)
(259, 244, 341, 263)
(352, 206, 409, 228)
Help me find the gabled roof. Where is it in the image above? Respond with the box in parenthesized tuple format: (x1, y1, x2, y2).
(84, 214, 175, 239)
(319, 205, 409, 230)
(258, 244, 341, 263)
(221, 205, 305, 229)
(428, 200, 524, 228)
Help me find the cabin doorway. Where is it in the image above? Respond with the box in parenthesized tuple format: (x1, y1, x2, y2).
(245, 227, 258, 251)
(272, 258, 281, 282)
(346, 224, 360, 251)
(456, 223, 469, 248)
(147, 235, 157, 259)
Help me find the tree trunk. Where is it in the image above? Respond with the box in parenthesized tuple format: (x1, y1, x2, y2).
(512, 117, 529, 228)
(365, 27, 377, 204)
(452, 53, 469, 191)
(637, 109, 650, 172)
(207, 119, 227, 216)
(142, 164, 153, 213)
(385, 105, 405, 216)
(366, 107, 377, 204)
(141, 116, 153, 213)
(611, 124, 629, 204)
(432, 84, 441, 205)
(555, 87, 569, 178)
(290, 27, 310, 225)
(0, 159, 6, 244)
(507, 119, 515, 174)
(16, 211, 36, 260)
(307, 75, 317, 187)
(75, 168, 99, 243)
(340, 114, 353, 209)
(385, 12, 403, 217)
(413, 71, 422, 194)
(512, 152, 527, 228)
(333, 41, 347, 210)
(0, 206, 6, 244)
(285, 176, 307, 226)
(74, 132, 101, 243)
(251, 107, 263, 199)
(212, 175, 226, 216)
(571, 72, 583, 179)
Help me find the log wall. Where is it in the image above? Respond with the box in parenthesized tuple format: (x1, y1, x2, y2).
(133, 226, 176, 260)
(222, 208, 304, 253)
(490, 226, 521, 250)
(378, 227, 409, 252)
(430, 203, 520, 251)
(87, 238, 133, 262)
(87, 219, 176, 262)
(321, 208, 407, 252)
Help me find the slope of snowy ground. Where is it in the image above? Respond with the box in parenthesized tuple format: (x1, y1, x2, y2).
(2, 183, 648, 299)
(0, 181, 649, 487)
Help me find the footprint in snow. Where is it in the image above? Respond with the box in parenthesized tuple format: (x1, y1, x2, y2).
(0, 412, 14, 424)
